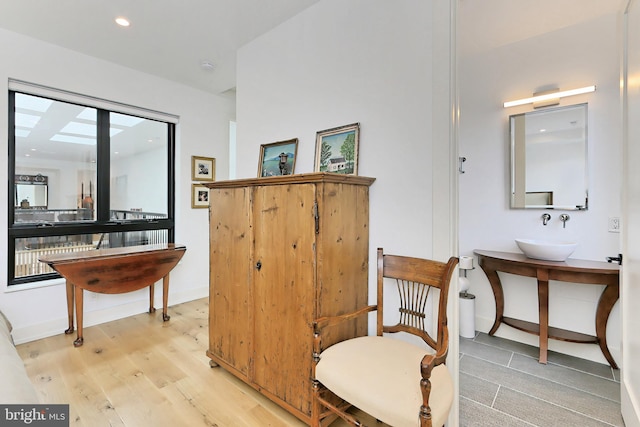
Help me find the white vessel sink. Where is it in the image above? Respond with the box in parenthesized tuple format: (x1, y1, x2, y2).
(515, 239, 578, 262)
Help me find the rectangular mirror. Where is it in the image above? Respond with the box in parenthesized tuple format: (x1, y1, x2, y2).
(510, 103, 588, 210)
(15, 174, 48, 208)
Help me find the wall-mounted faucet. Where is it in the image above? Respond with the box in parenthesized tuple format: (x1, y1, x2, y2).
(560, 214, 570, 228)
(542, 213, 551, 226)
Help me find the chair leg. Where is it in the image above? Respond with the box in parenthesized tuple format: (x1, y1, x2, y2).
(419, 377, 433, 427)
(311, 379, 321, 427)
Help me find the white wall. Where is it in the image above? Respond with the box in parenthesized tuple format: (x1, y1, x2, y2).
(111, 147, 167, 213)
(0, 27, 235, 343)
(237, 0, 453, 259)
(459, 13, 622, 363)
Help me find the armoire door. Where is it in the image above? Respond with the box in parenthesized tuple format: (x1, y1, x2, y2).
(208, 186, 252, 377)
(251, 182, 317, 414)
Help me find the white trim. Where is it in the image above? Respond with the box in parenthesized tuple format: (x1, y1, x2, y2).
(3, 277, 66, 294)
(623, 382, 640, 427)
(8, 78, 180, 124)
(10, 284, 208, 345)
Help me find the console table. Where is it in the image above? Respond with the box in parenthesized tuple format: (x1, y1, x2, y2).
(40, 243, 186, 347)
(474, 249, 619, 368)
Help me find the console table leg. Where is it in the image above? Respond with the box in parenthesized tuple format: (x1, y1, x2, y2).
(483, 268, 504, 335)
(537, 272, 549, 364)
(596, 283, 619, 369)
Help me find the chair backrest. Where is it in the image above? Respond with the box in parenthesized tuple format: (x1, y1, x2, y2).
(376, 247, 458, 353)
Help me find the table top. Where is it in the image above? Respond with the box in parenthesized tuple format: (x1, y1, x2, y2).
(39, 243, 186, 265)
(204, 172, 376, 189)
(474, 249, 620, 275)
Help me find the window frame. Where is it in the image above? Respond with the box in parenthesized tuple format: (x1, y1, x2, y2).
(7, 90, 177, 286)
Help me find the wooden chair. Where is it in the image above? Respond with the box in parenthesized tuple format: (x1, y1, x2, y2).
(311, 248, 458, 427)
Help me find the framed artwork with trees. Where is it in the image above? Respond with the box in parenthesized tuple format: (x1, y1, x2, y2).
(314, 122, 360, 175)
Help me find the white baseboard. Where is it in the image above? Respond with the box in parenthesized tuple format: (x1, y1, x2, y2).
(11, 286, 209, 345)
(623, 380, 640, 427)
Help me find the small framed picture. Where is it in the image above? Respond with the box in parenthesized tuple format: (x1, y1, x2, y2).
(191, 184, 210, 209)
(314, 123, 360, 175)
(192, 156, 216, 181)
(258, 138, 298, 177)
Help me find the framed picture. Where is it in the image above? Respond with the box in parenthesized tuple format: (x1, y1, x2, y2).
(314, 123, 360, 175)
(191, 184, 210, 209)
(191, 156, 215, 181)
(258, 138, 298, 177)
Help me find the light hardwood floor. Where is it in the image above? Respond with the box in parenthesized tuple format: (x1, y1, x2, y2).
(16, 298, 384, 427)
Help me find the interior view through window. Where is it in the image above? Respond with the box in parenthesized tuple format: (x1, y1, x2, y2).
(8, 91, 175, 285)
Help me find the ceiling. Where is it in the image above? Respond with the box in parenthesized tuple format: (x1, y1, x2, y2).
(3, 1, 624, 165)
(0, 1, 622, 96)
(458, 0, 623, 57)
(0, 0, 320, 96)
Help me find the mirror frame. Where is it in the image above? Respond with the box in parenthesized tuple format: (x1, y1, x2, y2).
(510, 103, 588, 210)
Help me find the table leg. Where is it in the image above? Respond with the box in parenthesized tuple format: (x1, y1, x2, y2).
(162, 274, 170, 321)
(596, 283, 619, 369)
(149, 283, 156, 314)
(64, 280, 75, 334)
(74, 287, 84, 347)
(537, 269, 549, 364)
(482, 267, 504, 335)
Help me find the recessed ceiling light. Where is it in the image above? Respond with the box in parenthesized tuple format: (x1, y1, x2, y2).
(200, 60, 215, 71)
(115, 17, 130, 27)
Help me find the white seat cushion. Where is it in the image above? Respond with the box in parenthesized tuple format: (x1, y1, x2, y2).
(316, 336, 453, 427)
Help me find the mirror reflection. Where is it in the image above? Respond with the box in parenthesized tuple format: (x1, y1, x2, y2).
(15, 174, 48, 208)
(510, 103, 588, 210)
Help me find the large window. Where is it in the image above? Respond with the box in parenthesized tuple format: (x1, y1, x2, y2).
(8, 91, 176, 285)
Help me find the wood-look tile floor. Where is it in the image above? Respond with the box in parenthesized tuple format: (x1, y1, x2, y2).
(16, 298, 383, 427)
(459, 332, 622, 427)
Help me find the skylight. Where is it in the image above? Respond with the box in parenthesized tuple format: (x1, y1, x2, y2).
(15, 93, 53, 112)
(50, 128, 122, 144)
(15, 112, 41, 128)
(60, 121, 96, 136)
(76, 108, 97, 121)
(111, 113, 145, 127)
(50, 135, 96, 145)
(76, 109, 144, 128)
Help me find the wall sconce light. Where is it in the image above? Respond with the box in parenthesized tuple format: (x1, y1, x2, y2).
(503, 85, 596, 108)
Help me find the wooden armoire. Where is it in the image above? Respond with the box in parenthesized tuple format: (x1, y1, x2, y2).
(205, 172, 375, 424)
